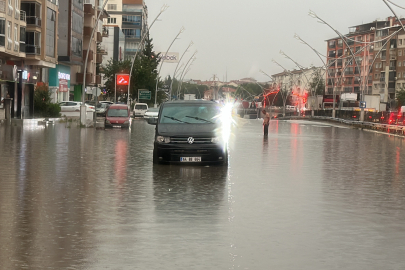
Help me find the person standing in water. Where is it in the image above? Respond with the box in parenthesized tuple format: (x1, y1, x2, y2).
(262, 109, 270, 136)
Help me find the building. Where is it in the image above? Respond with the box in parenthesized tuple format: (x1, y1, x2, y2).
(271, 67, 322, 109)
(325, 17, 405, 110)
(103, 0, 148, 60)
(1, 0, 59, 119)
(70, 0, 108, 101)
(372, 17, 405, 109)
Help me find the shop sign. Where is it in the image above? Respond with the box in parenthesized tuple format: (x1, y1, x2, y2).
(58, 72, 71, 81)
(59, 79, 68, 92)
(116, 74, 129, 85)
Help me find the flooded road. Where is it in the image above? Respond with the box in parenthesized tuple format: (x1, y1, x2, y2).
(1, 119, 405, 269)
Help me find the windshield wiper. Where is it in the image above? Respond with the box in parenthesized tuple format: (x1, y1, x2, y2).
(185, 116, 214, 124)
(164, 116, 189, 124)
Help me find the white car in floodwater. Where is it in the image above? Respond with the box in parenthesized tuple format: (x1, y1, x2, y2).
(59, 101, 95, 113)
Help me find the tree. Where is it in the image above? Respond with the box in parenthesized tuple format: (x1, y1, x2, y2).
(396, 88, 405, 109)
(101, 38, 162, 105)
(309, 69, 325, 96)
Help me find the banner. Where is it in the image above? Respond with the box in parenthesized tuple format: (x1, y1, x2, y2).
(59, 79, 68, 92)
(158, 52, 179, 63)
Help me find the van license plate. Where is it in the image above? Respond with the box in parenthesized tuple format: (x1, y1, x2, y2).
(180, 157, 201, 162)
(113, 125, 121, 128)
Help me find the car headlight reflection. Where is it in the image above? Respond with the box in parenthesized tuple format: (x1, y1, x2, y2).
(156, 136, 171, 143)
(211, 137, 221, 143)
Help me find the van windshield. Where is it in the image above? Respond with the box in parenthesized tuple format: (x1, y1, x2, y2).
(107, 109, 128, 117)
(159, 104, 220, 124)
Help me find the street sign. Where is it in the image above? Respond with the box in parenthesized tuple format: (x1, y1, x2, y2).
(360, 101, 366, 108)
(116, 74, 129, 85)
(138, 90, 151, 100)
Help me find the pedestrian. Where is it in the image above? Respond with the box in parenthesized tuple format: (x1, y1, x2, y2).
(262, 109, 270, 136)
(250, 101, 256, 109)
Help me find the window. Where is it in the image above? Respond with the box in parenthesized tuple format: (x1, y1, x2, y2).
(107, 4, 117, 10)
(46, 8, 56, 57)
(122, 15, 141, 25)
(399, 72, 402, 79)
(400, 39, 403, 46)
(13, 23, 18, 51)
(375, 73, 378, 79)
(399, 50, 403, 56)
(107, 17, 116, 24)
(25, 31, 40, 54)
(0, 18, 5, 47)
(72, 36, 82, 57)
(19, 26, 25, 52)
(337, 39, 343, 47)
(399, 61, 402, 67)
(72, 12, 83, 34)
(122, 28, 141, 38)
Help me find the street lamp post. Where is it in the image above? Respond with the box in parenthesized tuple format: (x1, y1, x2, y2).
(154, 27, 185, 108)
(176, 51, 197, 98)
(80, 0, 109, 126)
(169, 41, 193, 100)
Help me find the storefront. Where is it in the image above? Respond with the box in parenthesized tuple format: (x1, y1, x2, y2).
(0, 60, 35, 119)
(49, 65, 71, 103)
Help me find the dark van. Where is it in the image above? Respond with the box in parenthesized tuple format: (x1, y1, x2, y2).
(147, 100, 228, 165)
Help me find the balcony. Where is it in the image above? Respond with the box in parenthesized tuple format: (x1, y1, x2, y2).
(20, 10, 26, 22)
(83, 50, 93, 61)
(84, 26, 92, 37)
(76, 72, 93, 84)
(26, 16, 41, 27)
(96, 32, 102, 43)
(20, 43, 25, 52)
(96, 53, 102, 63)
(96, 75, 101, 85)
(84, 3, 96, 15)
(102, 28, 108, 37)
(25, 45, 40, 55)
(99, 45, 107, 55)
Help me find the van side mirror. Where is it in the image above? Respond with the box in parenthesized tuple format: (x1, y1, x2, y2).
(147, 117, 158, 125)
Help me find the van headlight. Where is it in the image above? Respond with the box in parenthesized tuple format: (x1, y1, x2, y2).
(124, 120, 129, 124)
(156, 136, 170, 143)
(211, 137, 221, 143)
(105, 120, 111, 124)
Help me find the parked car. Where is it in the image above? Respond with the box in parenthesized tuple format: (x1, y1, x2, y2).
(105, 104, 131, 128)
(143, 107, 159, 120)
(96, 102, 111, 117)
(133, 103, 148, 117)
(147, 100, 228, 165)
(99, 101, 114, 105)
(59, 101, 95, 112)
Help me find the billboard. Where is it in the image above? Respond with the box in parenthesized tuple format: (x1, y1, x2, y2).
(158, 52, 179, 63)
(116, 74, 129, 85)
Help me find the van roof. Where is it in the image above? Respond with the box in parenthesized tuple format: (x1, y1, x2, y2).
(135, 103, 148, 105)
(163, 100, 216, 105)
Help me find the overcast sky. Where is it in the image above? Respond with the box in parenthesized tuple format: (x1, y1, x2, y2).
(148, 0, 402, 82)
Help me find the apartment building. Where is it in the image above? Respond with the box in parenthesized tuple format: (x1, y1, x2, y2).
(0, 0, 30, 119)
(372, 18, 405, 108)
(103, 0, 148, 60)
(271, 67, 322, 109)
(68, 0, 108, 101)
(324, 17, 405, 111)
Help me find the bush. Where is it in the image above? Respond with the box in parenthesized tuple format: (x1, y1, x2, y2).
(47, 103, 61, 117)
(34, 85, 61, 118)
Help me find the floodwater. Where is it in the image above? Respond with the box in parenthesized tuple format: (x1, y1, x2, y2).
(0, 118, 405, 270)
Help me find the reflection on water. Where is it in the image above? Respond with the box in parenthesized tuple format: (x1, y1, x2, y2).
(1, 119, 405, 269)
